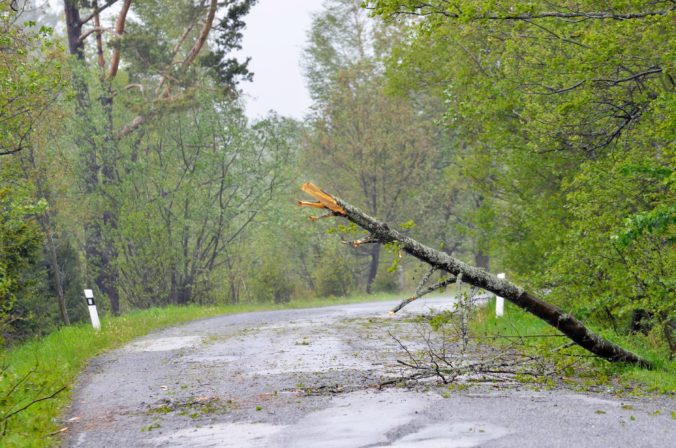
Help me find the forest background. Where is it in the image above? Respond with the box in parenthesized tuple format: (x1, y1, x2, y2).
(1, 0, 673, 359)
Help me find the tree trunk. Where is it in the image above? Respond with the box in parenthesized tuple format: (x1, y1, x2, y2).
(298, 183, 652, 368)
(474, 251, 490, 271)
(25, 147, 71, 325)
(63, 0, 84, 58)
(45, 226, 70, 325)
(366, 244, 380, 293)
(65, 1, 122, 315)
(175, 278, 193, 305)
(630, 309, 651, 334)
(229, 280, 239, 304)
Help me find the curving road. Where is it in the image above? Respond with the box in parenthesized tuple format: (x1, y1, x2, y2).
(64, 298, 675, 447)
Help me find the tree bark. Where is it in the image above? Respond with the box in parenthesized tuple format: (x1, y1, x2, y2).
(44, 223, 70, 325)
(366, 244, 380, 293)
(107, 0, 132, 79)
(299, 183, 652, 368)
(474, 251, 489, 271)
(24, 147, 71, 325)
(63, 0, 84, 58)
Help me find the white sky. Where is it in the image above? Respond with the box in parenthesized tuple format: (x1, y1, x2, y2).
(41, 0, 321, 120)
(235, 0, 323, 120)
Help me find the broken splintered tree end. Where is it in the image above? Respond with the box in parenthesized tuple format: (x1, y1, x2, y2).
(298, 182, 346, 216)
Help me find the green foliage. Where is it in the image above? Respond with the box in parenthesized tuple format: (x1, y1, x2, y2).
(399, 220, 416, 230)
(0, 5, 67, 156)
(372, 0, 675, 351)
(250, 257, 295, 304)
(114, 98, 297, 307)
(0, 162, 47, 343)
(312, 246, 356, 297)
(617, 205, 675, 248)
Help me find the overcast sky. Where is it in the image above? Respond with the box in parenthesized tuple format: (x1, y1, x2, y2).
(42, 0, 321, 120)
(234, 0, 323, 120)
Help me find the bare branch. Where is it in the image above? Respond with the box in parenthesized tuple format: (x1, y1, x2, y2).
(593, 67, 663, 85)
(390, 274, 457, 314)
(524, 80, 585, 95)
(93, 3, 106, 70)
(107, 0, 132, 79)
(179, 0, 218, 72)
(1, 383, 67, 436)
(341, 234, 381, 247)
(115, 115, 145, 140)
(77, 27, 119, 45)
(484, 9, 674, 21)
(79, 0, 120, 25)
(156, 22, 196, 93)
(372, 3, 675, 21)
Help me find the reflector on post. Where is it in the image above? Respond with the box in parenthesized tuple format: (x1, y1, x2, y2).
(496, 273, 505, 317)
(84, 289, 101, 330)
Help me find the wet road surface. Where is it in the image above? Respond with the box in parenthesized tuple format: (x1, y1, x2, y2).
(64, 298, 675, 447)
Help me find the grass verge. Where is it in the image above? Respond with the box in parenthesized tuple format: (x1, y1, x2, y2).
(471, 300, 676, 394)
(0, 292, 399, 447)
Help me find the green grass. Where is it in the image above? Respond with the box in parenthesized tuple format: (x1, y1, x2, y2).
(471, 300, 676, 394)
(0, 292, 400, 447)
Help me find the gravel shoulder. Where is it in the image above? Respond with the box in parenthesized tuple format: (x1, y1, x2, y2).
(63, 298, 675, 448)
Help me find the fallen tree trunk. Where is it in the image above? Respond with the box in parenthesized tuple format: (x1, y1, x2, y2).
(298, 182, 652, 368)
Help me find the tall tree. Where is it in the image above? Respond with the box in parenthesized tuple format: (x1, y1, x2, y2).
(303, 0, 433, 292)
(61, 0, 256, 313)
(1, 2, 65, 156)
(1, 2, 73, 336)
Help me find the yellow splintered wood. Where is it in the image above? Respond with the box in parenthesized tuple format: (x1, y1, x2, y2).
(297, 182, 346, 216)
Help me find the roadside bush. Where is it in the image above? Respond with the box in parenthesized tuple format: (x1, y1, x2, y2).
(312, 250, 354, 297)
(250, 258, 294, 304)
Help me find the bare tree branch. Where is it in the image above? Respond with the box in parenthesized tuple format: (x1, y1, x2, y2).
(79, 0, 120, 25)
(107, 0, 132, 79)
(77, 27, 119, 45)
(593, 67, 663, 85)
(370, 3, 675, 22)
(524, 80, 585, 95)
(299, 182, 652, 367)
(390, 273, 457, 314)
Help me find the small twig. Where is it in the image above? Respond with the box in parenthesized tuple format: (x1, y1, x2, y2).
(388, 330, 421, 369)
(474, 334, 568, 340)
(341, 234, 381, 247)
(524, 80, 585, 95)
(551, 341, 577, 353)
(2, 386, 67, 436)
(416, 267, 437, 295)
(376, 372, 431, 389)
(593, 67, 662, 85)
(310, 212, 341, 222)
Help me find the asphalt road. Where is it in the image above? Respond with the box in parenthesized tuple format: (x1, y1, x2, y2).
(64, 298, 675, 447)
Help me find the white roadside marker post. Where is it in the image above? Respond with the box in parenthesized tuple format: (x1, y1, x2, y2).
(495, 273, 506, 318)
(84, 289, 101, 330)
